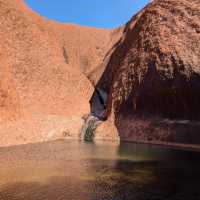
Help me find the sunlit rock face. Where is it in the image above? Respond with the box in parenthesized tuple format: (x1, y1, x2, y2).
(1, 0, 200, 147)
(0, 0, 116, 146)
(91, 0, 200, 146)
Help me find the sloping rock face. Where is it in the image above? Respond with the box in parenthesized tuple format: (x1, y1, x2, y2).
(1, 0, 200, 147)
(0, 0, 115, 146)
(91, 0, 200, 146)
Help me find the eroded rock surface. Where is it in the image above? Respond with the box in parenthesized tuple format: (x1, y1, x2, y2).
(0, 0, 115, 146)
(1, 0, 200, 147)
(91, 0, 200, 146)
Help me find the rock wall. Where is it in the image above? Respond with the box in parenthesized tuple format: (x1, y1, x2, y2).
(91, 0, 200, 147)
(1, 0, 200, 147)
(0, 0, 114, 146)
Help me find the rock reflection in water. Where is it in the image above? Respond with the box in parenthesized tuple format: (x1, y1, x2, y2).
(0, 140, 200, 200)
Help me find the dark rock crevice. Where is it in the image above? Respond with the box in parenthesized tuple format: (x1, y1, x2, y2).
(62, 46, 69, 64)
(90, 88, 108, 120)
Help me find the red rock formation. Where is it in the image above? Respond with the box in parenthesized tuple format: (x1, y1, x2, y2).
(91, 0, 200, 146)
(1, 0, 200, 147)
(0, 0, 115, 146)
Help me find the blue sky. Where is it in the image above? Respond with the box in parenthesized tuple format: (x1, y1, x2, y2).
(25, 0, 150, 28)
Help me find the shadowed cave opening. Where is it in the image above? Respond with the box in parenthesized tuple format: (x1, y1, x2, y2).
(88, 67, 200, 142)
(81, 88, 108, 141)
(90, 88, 108, 120)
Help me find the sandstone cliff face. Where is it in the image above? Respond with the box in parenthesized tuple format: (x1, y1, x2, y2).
(91, 0, 200, 146)
(0, 0, 114, 146)
(1, 0, 200, 147)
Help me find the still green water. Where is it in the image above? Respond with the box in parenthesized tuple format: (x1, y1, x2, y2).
(0, 140, 199, 200)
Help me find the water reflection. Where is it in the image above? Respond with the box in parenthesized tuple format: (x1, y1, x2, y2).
(0, 140, 200, 200)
